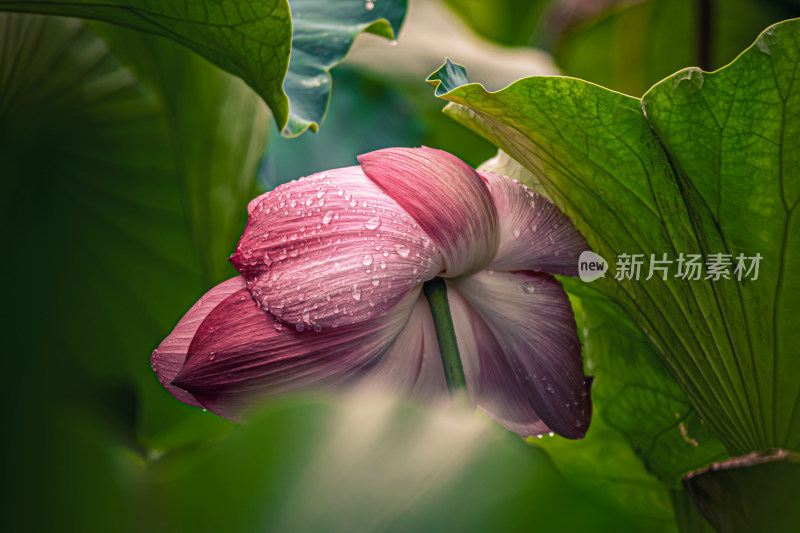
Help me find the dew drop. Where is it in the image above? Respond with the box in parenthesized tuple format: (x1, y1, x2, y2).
(486, 269, 494, 276)
(365, 216, 381, 230)
(512, 228, 521, 238)
(322, 211, 334, 224)
(395, 244, 410, 257)
(365, 0, 374, 10)
(521, 282, 536, 294)
(372, 276, 380, 286)
(362, 255, 373, 266)
(351, 284, 362, 301)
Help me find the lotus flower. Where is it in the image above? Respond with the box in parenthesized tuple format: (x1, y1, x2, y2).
(152, 147, 593, 438)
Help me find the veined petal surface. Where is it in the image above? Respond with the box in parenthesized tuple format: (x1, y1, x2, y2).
(449, 270, 591, 438)
(359, 147, 499, 278)
(447, 286, 551, 437)
(171, 286, 423, 420)
(151, 277, 246, 409)
(231, 166, 443, 329)
(481, 172, 590, 276)
(364, 294, 449, 401)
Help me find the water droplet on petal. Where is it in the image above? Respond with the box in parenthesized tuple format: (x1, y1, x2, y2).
(322, 211, 334, 224)
(362, 255, 373, 266)
(395, 244, 410, 257)
(352, 284, 362, 301)
(521, 282, 535, 294)
(512, 228, 521, 238)
(296, 322, 305, 332)
(486, 269, 494, 276)
(365, 1, 374, 10)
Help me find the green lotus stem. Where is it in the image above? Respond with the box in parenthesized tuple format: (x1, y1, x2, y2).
(422, 277, 467, 398)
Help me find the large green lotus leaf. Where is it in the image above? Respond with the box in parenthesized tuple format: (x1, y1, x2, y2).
(90, 22, 269, 286)
(570, 289, 729, 486)
(427, 18, 800, 456)
(531, 415, 677, 531)
(1, 14, 270, 529)
(682, 449, 800, 533)
(641, 20, 800, 454)
(0, 0, 406, 137)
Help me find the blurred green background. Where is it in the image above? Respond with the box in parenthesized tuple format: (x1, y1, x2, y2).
(2, 1, 798, 531)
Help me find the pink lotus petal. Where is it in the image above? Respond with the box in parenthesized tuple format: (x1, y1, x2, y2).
(365, 294, 448, 401)
(151, 277, 246, 409)
(447, 285, 550, 437)
(171, 286, 423, 420)
(247, 192, 268, 215)
(481, 172, 590, 276)
(449, 270, 591, 438)
(359, 147, 499, 278)
(231, 166, 443, 329)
